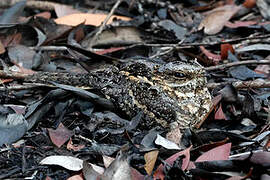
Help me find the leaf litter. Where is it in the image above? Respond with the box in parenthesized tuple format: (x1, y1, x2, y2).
(0, 0, 269, 179)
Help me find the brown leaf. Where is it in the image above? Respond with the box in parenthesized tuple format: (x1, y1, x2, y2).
(153, 146, 192, 179)
(2, 33, 22, 47)
(144, 150, 159, 175)
(243, 0, 256, 8)
(166, 123, 182, 146)
(225, 21, 257, 28)
(95, 47, 125, 55)
(0, 40, 5, 54)
(221, 43, 234, 59)
(35, 11, 51, 19)
(200, 46, 221, 64)
(48, 123, 73, 148)
(198, 5, 241, 35)
(83, 26, 142, 48)
(215, 104, 227, 120)
(196, 143, 231, 162)
(8, 45, 36, 69)
(66, 138, 85, 151)
(131, 168, 144, 180)
(55, 13, 131, 26)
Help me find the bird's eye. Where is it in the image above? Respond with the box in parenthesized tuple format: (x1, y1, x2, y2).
(174, 72, 185, 78)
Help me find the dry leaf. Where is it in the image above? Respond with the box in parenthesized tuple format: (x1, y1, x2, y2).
(83, 26, 142, 49)
(166, 123, 182, 146)
(35, 11, 51, 19)
(67, 138, 85, 151)
(0, 40, 5, 54)
(243, 0, 256, 8)
(55, 13, 131, 26)
(215, 104, 227, 120)
(221, 43, 234, 59)
(103, 155, 115, 168)
(225, 21, 257, 28)
(144, 150, 159, 175)
(196, 143, 231, 162)
(198, 5, 241, 35)
(254, 64, 270, 75)
(200, 46, 221, 64)
(48, 123, 73, 148)
(154, 146, 192, 179)
(40, 155, 83, 171)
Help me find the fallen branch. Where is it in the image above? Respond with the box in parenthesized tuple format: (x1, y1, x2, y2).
(140, 34, 270, 48)
(205, 60, 270, 71)
(207, 80, 270, 89)
(90, 0, 123, 48)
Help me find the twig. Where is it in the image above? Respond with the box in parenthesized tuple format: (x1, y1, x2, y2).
(205, 60, 270, 71)
(30, 46, 68, 51)
(207, 80, 270, 89)
(0, 70, 27, 79)
(0, 83, 52, 91)
(90, 0, 123, 47)
(140, 34, 270, 48)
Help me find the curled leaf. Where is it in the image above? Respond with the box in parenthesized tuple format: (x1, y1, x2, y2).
(198, 5, 241, 35)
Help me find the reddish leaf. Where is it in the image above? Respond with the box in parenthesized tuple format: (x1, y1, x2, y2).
(67, 173, 84, 180)
(196, 143, 231, 162)
(192, 138, 229, 156)
(95, 47, 125, 55)
(45, 176, 52, 180)
(131, 168, 144, 180)
(35, 12, 51, 19)
(0, 78, 13, 83)
(215, 104, 227, 120)
(48, 123, 73, 148)
(254, 64, 270, 75)
(66, 138, 85, 151)
(225, 21, 257, 28)
(5, 104, 26, 114)
(243, 0, 256, 8)
(75, 27, 85, 42)
(221, 43, 235, 59)
(153, 146, 192, 179)
(200, 46, 221, 64)
(259, 21, 270, 25)
(2, 33, 22, 47)
(213, 94, 222, 107)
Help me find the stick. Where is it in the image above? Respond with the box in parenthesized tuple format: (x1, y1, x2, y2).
(139, 34, 270, 48)
(205, 60, 270, 71)
(90, 0, 123, 48)
(207, 80, 270, 89)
